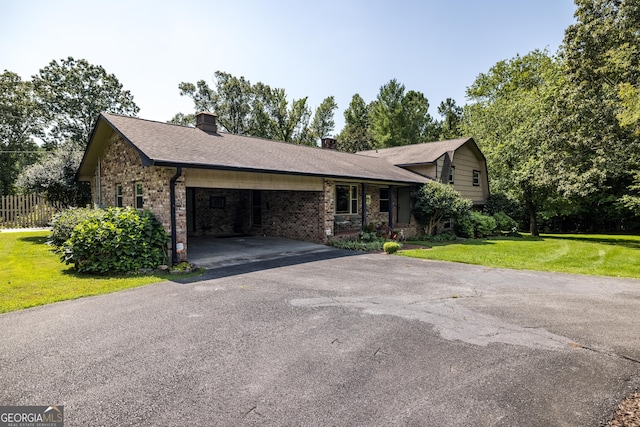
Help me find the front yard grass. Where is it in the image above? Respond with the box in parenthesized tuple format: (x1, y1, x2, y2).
(400, 234, 640, 279)
(0, 230, 179, 313)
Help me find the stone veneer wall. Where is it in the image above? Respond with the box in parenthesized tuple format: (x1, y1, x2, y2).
(94, 134, 187, 262)
(323, 180, 335, 239)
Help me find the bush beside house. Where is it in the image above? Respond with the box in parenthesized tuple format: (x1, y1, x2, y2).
(51, 207, 168, 274)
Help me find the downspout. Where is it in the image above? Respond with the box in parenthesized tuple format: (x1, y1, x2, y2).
(169, 166, 183, 265)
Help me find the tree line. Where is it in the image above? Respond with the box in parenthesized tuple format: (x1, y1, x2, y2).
(1, 0, 638, 234)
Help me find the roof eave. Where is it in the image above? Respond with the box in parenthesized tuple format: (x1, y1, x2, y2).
(150, 160, 428, 185)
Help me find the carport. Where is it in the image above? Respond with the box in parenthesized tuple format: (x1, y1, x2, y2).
(183, 168, 328, 245)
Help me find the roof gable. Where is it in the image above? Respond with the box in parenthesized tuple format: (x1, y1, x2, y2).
(78, 113, 429, 185)
(358, 138, 483, 166)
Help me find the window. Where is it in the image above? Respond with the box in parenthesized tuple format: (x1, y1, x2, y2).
(135, 182, 144, 210)
(379, 188, 389, 213)
(473, 170, 480, 186)
(115, 184, 123, 207)
(448, 166, 455, 184)
(336, 184, 358, 214)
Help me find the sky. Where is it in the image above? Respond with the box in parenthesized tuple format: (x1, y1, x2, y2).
(2, 0, 577, 134)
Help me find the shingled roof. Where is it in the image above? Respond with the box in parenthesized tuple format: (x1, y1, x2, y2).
(78, 113, 429, 185)
(358, 138, 477, 166)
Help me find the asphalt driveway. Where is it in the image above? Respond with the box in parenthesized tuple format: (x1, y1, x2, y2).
(1, 249, 639, 426)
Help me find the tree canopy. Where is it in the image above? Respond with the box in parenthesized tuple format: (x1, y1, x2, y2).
(32, 57, 139, 148)
(336, 94, 374, 153)
(173, 72, 337, 146)
(370, 79, 440, 148)
(0, 71, 40, 195)
(463, 50, 560, 235)
(2, 57, 139, 201)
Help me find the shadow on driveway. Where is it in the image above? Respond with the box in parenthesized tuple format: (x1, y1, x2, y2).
(180, 237, 365, 283)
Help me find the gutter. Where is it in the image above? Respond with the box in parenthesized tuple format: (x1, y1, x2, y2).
(169, 166, 183, 265)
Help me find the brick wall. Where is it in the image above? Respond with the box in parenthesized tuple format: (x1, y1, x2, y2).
(259, 190, 325, 243)
(191, 188, 251, 236)
(94, 134, 187, 262)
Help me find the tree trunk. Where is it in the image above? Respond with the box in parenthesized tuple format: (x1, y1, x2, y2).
(525, 200, 539, 237)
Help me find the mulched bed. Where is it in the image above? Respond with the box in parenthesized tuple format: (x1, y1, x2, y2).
(398, 244, 430, 250)
(608, 392, 640, 426)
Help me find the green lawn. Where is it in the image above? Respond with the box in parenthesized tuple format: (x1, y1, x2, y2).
(0, 230, 181, 313)
(400, 234, 640, 279)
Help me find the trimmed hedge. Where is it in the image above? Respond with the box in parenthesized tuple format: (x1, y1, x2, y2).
(383, 241, 400, 254)
(61, 207, 168, 274)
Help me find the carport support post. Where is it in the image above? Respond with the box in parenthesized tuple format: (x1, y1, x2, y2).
(361, 183, 367, 229)
(388, 186, 394, 229)
(170, 166, 183, 265)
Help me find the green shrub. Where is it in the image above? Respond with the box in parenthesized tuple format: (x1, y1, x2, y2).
(62, 207, 168, 274)
(475, 212, 497, 238)
(383, 241, 400, 254)
(456, 211, 497, 238)
(412, 181, 473, 236)
(358, 230, 379, 242)
(328, 239, 385, 252)
(454, 210, 475, 238)
(493, 211, 518, 232)
(418, 231, 457, 242)
(49, 207, 100, 249)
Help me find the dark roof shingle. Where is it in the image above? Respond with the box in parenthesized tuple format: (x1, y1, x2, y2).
(358, 138, 474, 166)
(89, 113, 428, 184)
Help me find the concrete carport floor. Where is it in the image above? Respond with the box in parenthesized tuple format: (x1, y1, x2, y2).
(186, 235, 336, 269)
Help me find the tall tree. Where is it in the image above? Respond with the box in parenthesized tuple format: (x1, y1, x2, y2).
(370, 79, 439, 148)
(551, 0, 640, 228)
(32, 57, 139, 148)
(337, 94, 374, 152)
(0, 71, 41, 195)
(437, 98, 464, 139)
(370, 79, 406, 148)
(310, 96, 338, 141)
(463, 50, 561, 236)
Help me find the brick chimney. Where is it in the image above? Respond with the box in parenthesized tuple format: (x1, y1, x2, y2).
(195, 111, 218, 134)
(321, 136, 337, 150)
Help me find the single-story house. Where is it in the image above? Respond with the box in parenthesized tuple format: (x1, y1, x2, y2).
(77, 112, 488, 263)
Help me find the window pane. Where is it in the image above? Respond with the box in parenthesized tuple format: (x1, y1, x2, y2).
(336, 185, 349, 213)
(379, 188, 389, 212)
(135, 183, 143, 209)
(352, 185, 358, 214)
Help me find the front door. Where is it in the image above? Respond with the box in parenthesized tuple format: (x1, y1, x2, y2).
(397, 187, 411, 224)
